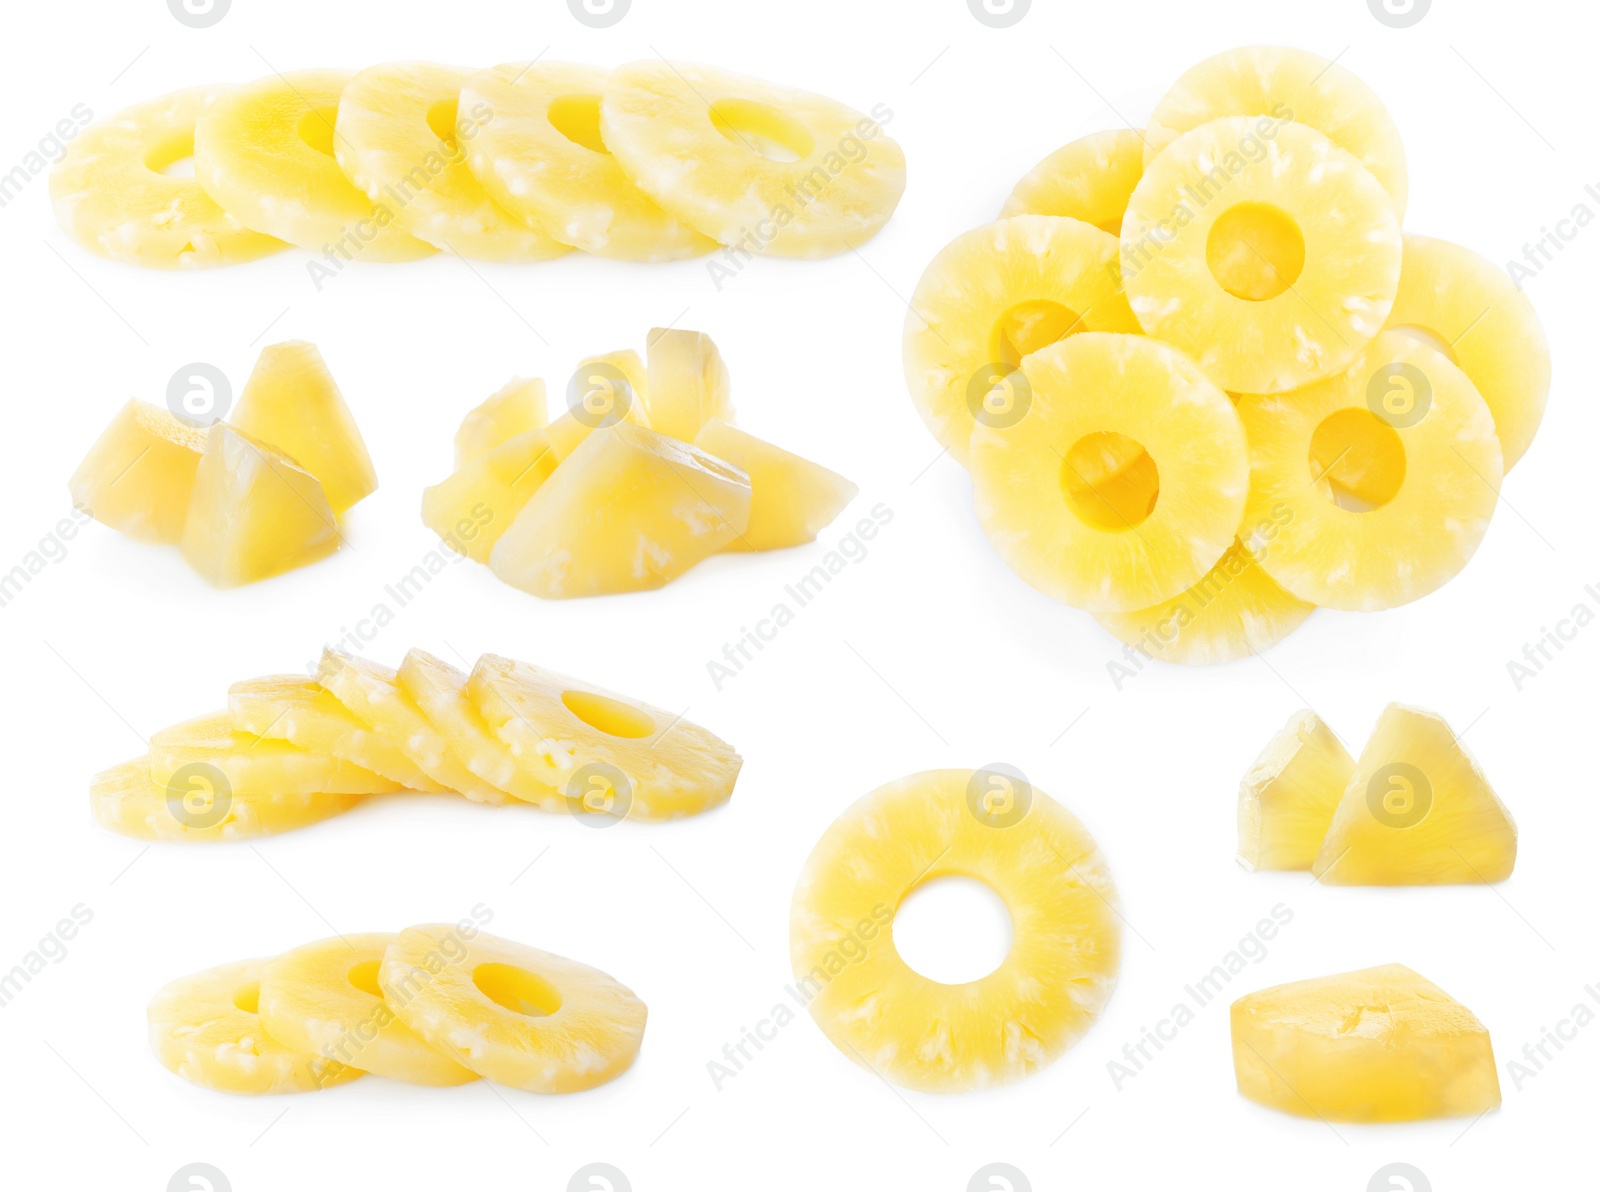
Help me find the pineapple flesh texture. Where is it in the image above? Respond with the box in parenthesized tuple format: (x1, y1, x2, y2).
(92, 758, 363, 842)
(790, 769, 1120, 1093)
(692, 419, 858, 551)
(644, 328, 734, 442)
(378, 925, 647, 1093)
(1000, 128, 1146, 234)
(1231, 964, 1500, 1122)
(259, 933, 479, 1086)
(69, 399, 206, 544)
(455, 378, 548, 468)
(1314, 704, 1517, 885)
(600, 60, 906, 258)
(421, 427, 559, 564)
(149, 710, 396, 795)
(51, 86, 286, 269)
(1236, 709, 1354, 870)
(149, 958, 363, 1094)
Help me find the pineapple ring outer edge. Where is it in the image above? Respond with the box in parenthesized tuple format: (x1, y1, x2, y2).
(91, 758, 365, 842)
(1000, 128, 1147, 235)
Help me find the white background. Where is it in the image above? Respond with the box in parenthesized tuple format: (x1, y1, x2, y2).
(0, 0, 1593, 1189)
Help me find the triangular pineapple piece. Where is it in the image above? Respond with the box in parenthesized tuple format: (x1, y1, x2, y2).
(692, 419, 856, 550)
(1236, 709, 1353, 870)
(455, 378, 547, 468)
(92, 758, 364, 842)
(420, 428, 558, 563)
(149, 711, 396, 795)
(69, 399, 207, 544)
(645, 328, 733, 440)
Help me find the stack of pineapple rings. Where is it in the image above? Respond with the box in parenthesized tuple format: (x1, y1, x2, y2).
(906, 45, 1551, 665)
(50, 59, 905, 268)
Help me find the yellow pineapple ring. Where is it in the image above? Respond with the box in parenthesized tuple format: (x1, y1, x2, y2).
(904, 215, 1140, 465)
(1238, 330, 1503, 611)
(51, 87, 286, 269)
(91, 758, 364, 842)
(1000, 128, 1146, 235)
(194, 70, 435, 261)
(259, 933, 478, 1086)
(1122, 118, 1401, 394)
(148, 957, 363, 1094)
(970, 333, 1249, 613)
(377, 925, 646, 1093)
(461, 61, 715, 261)
(790, 769, 1120, 1093)
(599, 60, 906, 258)
(332, 61, 569, 262)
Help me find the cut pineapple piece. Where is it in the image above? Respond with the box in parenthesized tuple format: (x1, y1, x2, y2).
(378, 925, 647, 1092)
(644, 328, 734, 441)
(92, 758, 363, 842)
(149, 957, 362, 1094)
(421, 428, 558, 563)
(193, 69, 435, 260)
(1314, 704, 1516, 884)
(259, 933, 479, 1086)
(489, 422, 751, 599)
(231, 341, 377, 515)
(69, 399, 207, 544)
(1237, 709, 1354, 871)
(1231, 964, 1500, 1121)
(573, 349, 650, 423)
(150, 711, 396, 795)
(600, 60, 906, 257)
(455, 377, 548, 468)
(462, 61, 716, 261)
(904, 215, 1140, 464)
(692, 419, 857, 550)
(1238, 331, 1502, 611)
(50, 86, 286, 269)
(1000, 128, 1145, 234)
(969, 333, 1248, 613)
(181, 423, 340, 587)
(1122, 118, 1401, 394)
(790, 769, 1120, 1093)
(468, 653, 741, 819)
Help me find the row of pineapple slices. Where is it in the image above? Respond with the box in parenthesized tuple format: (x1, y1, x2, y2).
(52, 60, 905, 267)
(905, 45, 1551, 664)
(92, 647, 742, 840)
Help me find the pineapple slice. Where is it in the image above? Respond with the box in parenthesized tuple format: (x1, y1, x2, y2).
(259, 933, 478, 1086)
(644, 328, 734, 441)
(1231, 964, 1500, 1122)
(420, 428, 559, 564)
(149, 958, 363, 1094)
(231, 341, 377, 515)
(1238, 331, 1502, 611)
(1144, 46, 1409, 216)
(180, 423, 340, 588)
(488, 422, 752, 599)
(790, 769, 1120, 1092)
(92, 758, 363, 842)
(1236, 709, 1354, 871)
(1000, 128, 1145, 234)
(461, 61, 715, 261)
(692, 419, 858, 550)
(969, 333, 1248, 613)
(149, 711, 396, 795)
(904, 215, 1140, 464)
(50, 86, 286, 268)
(378, 925, 647, 1093)
(468, 653, 742, 819)
(69, 399, 206, 544)
(193, 70, 435, 261)
(455, 378, 548, 468)
(572, 349, 650, 424)
(1314, 704, 1517, 885)
(599, 60, 906, 257)
(1122, 118, 1401, 394)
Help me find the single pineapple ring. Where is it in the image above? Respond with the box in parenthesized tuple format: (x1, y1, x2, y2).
(1122, 118, 1402, 394)
(462, 61, 715, 261)
(599, 60, 906, 258)
(790, 769, 1120, 1093)
(377, 925, 647, 1093)
(970, 333, 1249, 613)
(1239, 331, 1503, 611)
(1000, 128, 1146, 235)
(903, 215, 1140, 465)
(333, 61, 569, 262)
(92, 758, 364, 842)
(50, 87, 286, 269)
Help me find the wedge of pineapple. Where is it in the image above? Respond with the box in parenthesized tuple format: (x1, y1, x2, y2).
(92, 758, 364, 842)
(1000, 129, 1146, 234)
(259, 933, 479, 1086)
(51, 86, 286, 268)
(455, 378, 548, 468)
(149, 711, 396, 795)
(574, 349, 650, 420)
(1231, 964, 1500, 1121)
(1314, 704, 1516, 884)
(692, 419, 857, 551)
(378, 925, 647, 1093)
(790, 769, 1120, 1092)
(600, 60, 906, 257)
(69, 400, 207, 544)
(421, 428, 559, 563)
(644, 328, 734, 441)
(1237, 709, 1354, 871)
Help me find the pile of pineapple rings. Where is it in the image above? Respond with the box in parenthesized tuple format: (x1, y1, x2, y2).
(51, 60, 905, 268)
(905, 45, 1551, 666)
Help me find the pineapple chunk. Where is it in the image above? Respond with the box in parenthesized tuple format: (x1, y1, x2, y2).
(1313, 704, 1517, 884)
(573, 349, 650, 424)
(692, 419, 857, 550)
(1237, 710, 1354, 870)
(644, 328, 734, 441)
(1231, 964, 1500, 1121)
(92, 758, 363, 842)
(420, 428, 559, 564)
(1000, 128, 1145, 234)
(69, 399, 206, 544)
(455, 378, 548, 468)
(149, 711, 396, 795)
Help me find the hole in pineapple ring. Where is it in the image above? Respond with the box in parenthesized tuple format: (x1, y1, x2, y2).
(144, 130, 196, 177)
(296, 106, 340, 157)
(347, 959, 384, 998)
(548, 93, 610, 155)
(1060, 432, 1160, 531)
(561, 690, 655, 739)
(708, 99, 814, 162)
(893, 875, 1014, 986)
(473, 963, 563, 1018)
(232, 982, 261, 1014)
(425, 97, 461, 149)
(988, 300, 1085, 370)
(1308, 408, 1407, 511)
(1206, 202, 1306, 301)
